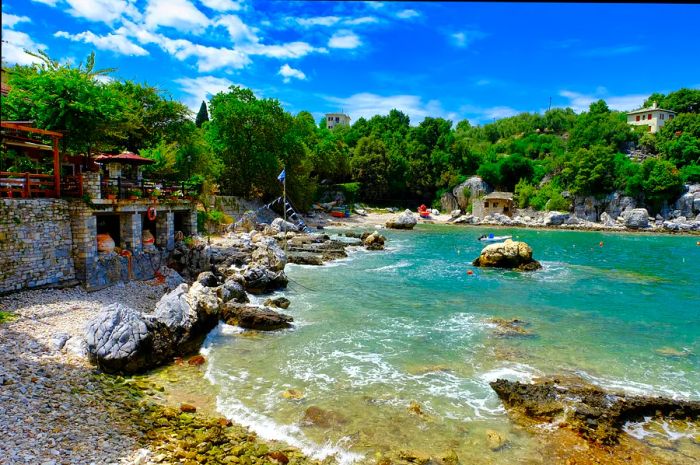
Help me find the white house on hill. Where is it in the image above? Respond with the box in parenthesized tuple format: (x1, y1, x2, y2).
(325, 113, 351, 130)
(626, 102, 675, 133)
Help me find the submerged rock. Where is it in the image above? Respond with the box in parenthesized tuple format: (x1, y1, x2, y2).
(222, 303, 293, 330)
(301, 406, 348, 428)
(264, 296, 291, 309)
(490, 377, 700, 445)
(472, 239, 542, 271)
(386, 209, 418, 230)
(488, 318, 534, 337)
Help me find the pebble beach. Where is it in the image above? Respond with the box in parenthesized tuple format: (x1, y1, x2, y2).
(0, 282, 168, 464)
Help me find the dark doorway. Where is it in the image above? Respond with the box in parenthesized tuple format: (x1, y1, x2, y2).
(96, 214, 120, 245)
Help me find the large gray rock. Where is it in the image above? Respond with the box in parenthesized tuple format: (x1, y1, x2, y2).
(153, 283, 194, 330)
(240, 266, 289, 294)
(251, 240, 286, 271)
(600, 212, 616, 227)
(543, 211, 569, 226)
(386, 209, 418, 230)
(85, 284, 223, 374)
(623, 208, 650, 229)
(85, 303, 153, 374)
(453, 176, 490, 210)
(271, 217, 298, 232)
(218, 279, 249, 303)
(674, 184, 700, 218)
(440, 192, 460, 213)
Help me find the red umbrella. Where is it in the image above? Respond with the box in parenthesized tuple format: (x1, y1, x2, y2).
(94, 151, 154, 165)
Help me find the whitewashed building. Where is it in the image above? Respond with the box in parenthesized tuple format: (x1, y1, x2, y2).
(626, 102, 676, 133)
(325, 113, 351, 130)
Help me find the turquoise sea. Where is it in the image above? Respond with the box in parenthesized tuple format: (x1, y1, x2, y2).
(202, 226, 700, 463)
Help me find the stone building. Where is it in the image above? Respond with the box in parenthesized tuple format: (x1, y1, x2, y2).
(472, 192, 514, 218)
(1, 123, 198, 293)
(325, 113, 351, 130)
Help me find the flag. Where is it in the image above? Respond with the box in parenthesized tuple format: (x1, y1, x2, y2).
(277, 169, 286, 183)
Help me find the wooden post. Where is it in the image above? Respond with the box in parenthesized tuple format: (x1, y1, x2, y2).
(53, 136, 60, 197)
(24, 172, 30, 198)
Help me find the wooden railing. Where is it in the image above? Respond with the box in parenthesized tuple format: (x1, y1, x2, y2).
(100, 177, 195, 200)
(0, 172, 57, 198)
(61, 175, 84, 198)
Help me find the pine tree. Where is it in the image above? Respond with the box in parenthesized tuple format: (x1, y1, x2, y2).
(195, 100, 209, 128)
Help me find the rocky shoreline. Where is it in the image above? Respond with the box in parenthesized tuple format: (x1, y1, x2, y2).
(0, 219, 385, 464)
(2, 217, 698, 464)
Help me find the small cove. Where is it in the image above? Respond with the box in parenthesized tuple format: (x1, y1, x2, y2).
(200, 225, 700, 463)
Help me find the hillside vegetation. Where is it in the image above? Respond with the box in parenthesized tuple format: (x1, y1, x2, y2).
(2, 52, 699, 214)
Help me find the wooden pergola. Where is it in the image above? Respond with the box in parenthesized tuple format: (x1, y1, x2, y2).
(0, 121, 63, 198)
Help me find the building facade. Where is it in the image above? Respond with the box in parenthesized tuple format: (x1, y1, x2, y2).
(472, 192, 514, 218)
(325, 113, 351, 130)
(626, 102, 675, 133)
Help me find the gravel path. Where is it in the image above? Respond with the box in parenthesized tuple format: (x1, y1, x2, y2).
(0, 281, 168, 465)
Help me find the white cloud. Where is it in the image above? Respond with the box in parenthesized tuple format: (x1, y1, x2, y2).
(475, 79, 491, 86)
(365, 1, 384, 9)
(199, 0, 243, 12)
(160, 38, 251, 71)
(55, 30, 149, 56)
(325, 92, 457, 125)
(482, 106, 519, 120)
(328, 30, 361, 49)
(451, 29, 488, 48)
(65, 0, 141, 24)
(290, 15, 378, 28)
(215, 15, 259, 44)
(2, 13, 31, 28)
(344, 16, 378, 26)
(278, 64, 306, 83)
(0, 29, 47, 66)
(559, 89, 648, 113)
(30, 0, 58, 6)
(295, 16, 341, 27)
(244, 42, 327, 59)
(396, 9, 420, 19)
(175, 75, 235, 111)
(145, 0, 210, 34)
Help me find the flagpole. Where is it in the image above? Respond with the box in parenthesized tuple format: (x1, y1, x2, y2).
(282, 168, 287, 256)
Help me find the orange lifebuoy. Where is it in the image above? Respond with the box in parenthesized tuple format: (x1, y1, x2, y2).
(147, 206, 157, 221)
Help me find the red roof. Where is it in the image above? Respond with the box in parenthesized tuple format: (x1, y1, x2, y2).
(94, 151, 154, 165)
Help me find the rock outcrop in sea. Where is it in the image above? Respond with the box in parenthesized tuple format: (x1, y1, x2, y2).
(472, 239, 542, 271)
(490, 376, 700, 445)
(386, 209, 418, 230)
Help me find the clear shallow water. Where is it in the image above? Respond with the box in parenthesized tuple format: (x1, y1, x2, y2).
(203, 226, 700, 463)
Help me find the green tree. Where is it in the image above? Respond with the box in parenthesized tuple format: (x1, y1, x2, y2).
(350, 136, 390, 201)
(195, 101, 209, 128)
(1, 51, 122, 156)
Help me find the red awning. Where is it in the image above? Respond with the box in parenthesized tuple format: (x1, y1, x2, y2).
(94, 151, 154, 165)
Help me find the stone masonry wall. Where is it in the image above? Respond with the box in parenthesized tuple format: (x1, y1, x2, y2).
(0, 199, 76, 293)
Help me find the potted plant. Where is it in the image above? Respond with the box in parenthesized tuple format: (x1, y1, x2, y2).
(105, 185, 118, 200)
(128, 189, 142, 200)
(149, 188, 162, 201)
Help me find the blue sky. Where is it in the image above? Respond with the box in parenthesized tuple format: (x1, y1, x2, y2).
(2, 1, 699, 125)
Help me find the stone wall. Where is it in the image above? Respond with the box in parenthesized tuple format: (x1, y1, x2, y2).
(0, 199, 76, 293)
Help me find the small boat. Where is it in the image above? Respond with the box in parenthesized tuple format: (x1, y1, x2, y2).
(478, 234, 512, 243)
(330, 206, 350, 218)
(418, 204, 430, 218)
